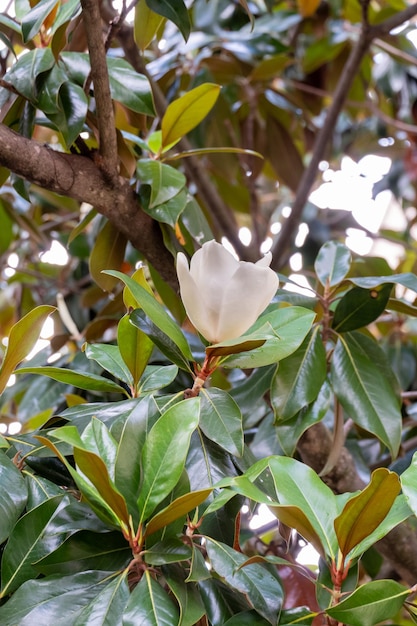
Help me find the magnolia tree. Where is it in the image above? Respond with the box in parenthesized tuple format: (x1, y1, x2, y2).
(3, 0, 417, 624)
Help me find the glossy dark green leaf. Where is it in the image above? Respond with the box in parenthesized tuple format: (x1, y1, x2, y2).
(140, 364, 178, 392)
(34, 530, 131, 576)
(74, 572, 129, 626)
(114, 396, 159, 520)
(223, 612, 271, 625)
(0, 571, 111, 625)
(4, 48, 55, 101)
(330, 334, 402, 458)
(16, 366, 128, 396)
(143, 538, 192, 565)
(163, 567, 206, 626)
(145, 0, 190, 41)
(314, 241, 351, 287)
(271, 327, 327, 422)
(21, 0, 59, 42)
(325, 579, 410, 626)
(276, 381, 332, 456)
(138, 397, 200, 524)
(81, 417, 118, 478)
(107, 57, 155, 115)
(106, 270, 193, 365)
(0, 495, 64, 597)
(224, 307, 315, 369)
(0, 452, 28, 543)
(143, 188, 188, 226)
(24, 472, 64, 510)
(52, 81, 88, 147)
(130, 308, 192, 372)
(123, 569, 180, 625)
(118, 313, 154, 390)
(84, 343, 133, 387)
(266, 456, 339, 560)
(205, 539, 283, 624)
(200, 388, 244, 456)
(137, 159, 186, 208)
(332, 283, 393, 332)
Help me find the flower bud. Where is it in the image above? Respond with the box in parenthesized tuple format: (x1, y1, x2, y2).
(177, 240, 279, 344)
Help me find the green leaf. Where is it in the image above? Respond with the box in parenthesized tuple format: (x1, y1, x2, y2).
(130, 309, 191, 372)
(0, 495, 63, 597)
(15, 366, 128, 396)
(143, 188, 188, 227)
(21, 0, 59, 42)
(330, 334, 402, 458)
(145, 488, 212, 537)
(334, 468, 401, 560)
(123, 570, 180, 625)
(118, 313, 154, 391)
(276, 381, 332, 456)
(206, 336, 266, 358)
(271, 327, 327, 422)
(46, 81, 88, 147)
(200, 388, 244, 456)
(325, 579, 410, 626)
(400, 451, 417, 518)
(74, 572, 129, 626)
(137, 159, 186, 207)
(139, 364, 178, 392)
(332, 283, 393, 332)
(81, 417, 119, 479)
(138, 398, 200, 524)
(84, 343, 133, 387)
(163, 568, 206, 626)
(107, 57, 155, 115)
(35, 530, 131, 576)
(3, 48, 55, 101)
(350, 272, 417, 292)
(0, 305, 55, 395)
(0, 571, 112, 625)
(205, 539, 283, 624)
(114, 396, 159, 522)
(106, 270, 193, 363)
(134, 0, 165, 51)
(268, 456, 339, 560)
(143, 539, 192, 565)
(145, 0, 190, 41)
(224, 307, 316, 368)
(314, 241, 351, 287)
(0, 452, 28, 544)
(161, 83, 221, 150)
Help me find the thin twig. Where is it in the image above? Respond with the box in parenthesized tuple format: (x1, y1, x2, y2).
(80, 0, 119, 181)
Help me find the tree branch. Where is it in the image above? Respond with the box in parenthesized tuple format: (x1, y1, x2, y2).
(0, 124, 178, 289)
(80, 0, 119, 180)
(269, 4, 417, 271)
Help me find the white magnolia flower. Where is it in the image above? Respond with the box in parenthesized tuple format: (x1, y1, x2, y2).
(177, 240, 279, 344)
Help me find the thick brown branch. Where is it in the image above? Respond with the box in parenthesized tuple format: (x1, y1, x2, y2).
(0, 124, 177, 289)
(270, 29, 372, 270)
(80, 0, 119, 180)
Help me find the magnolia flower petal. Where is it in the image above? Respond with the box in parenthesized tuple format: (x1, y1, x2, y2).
(215, 262, 279, 342)
(190, 240, 238, 286)
(255, 252, 273, 267)
(177, 252, 219, 343)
